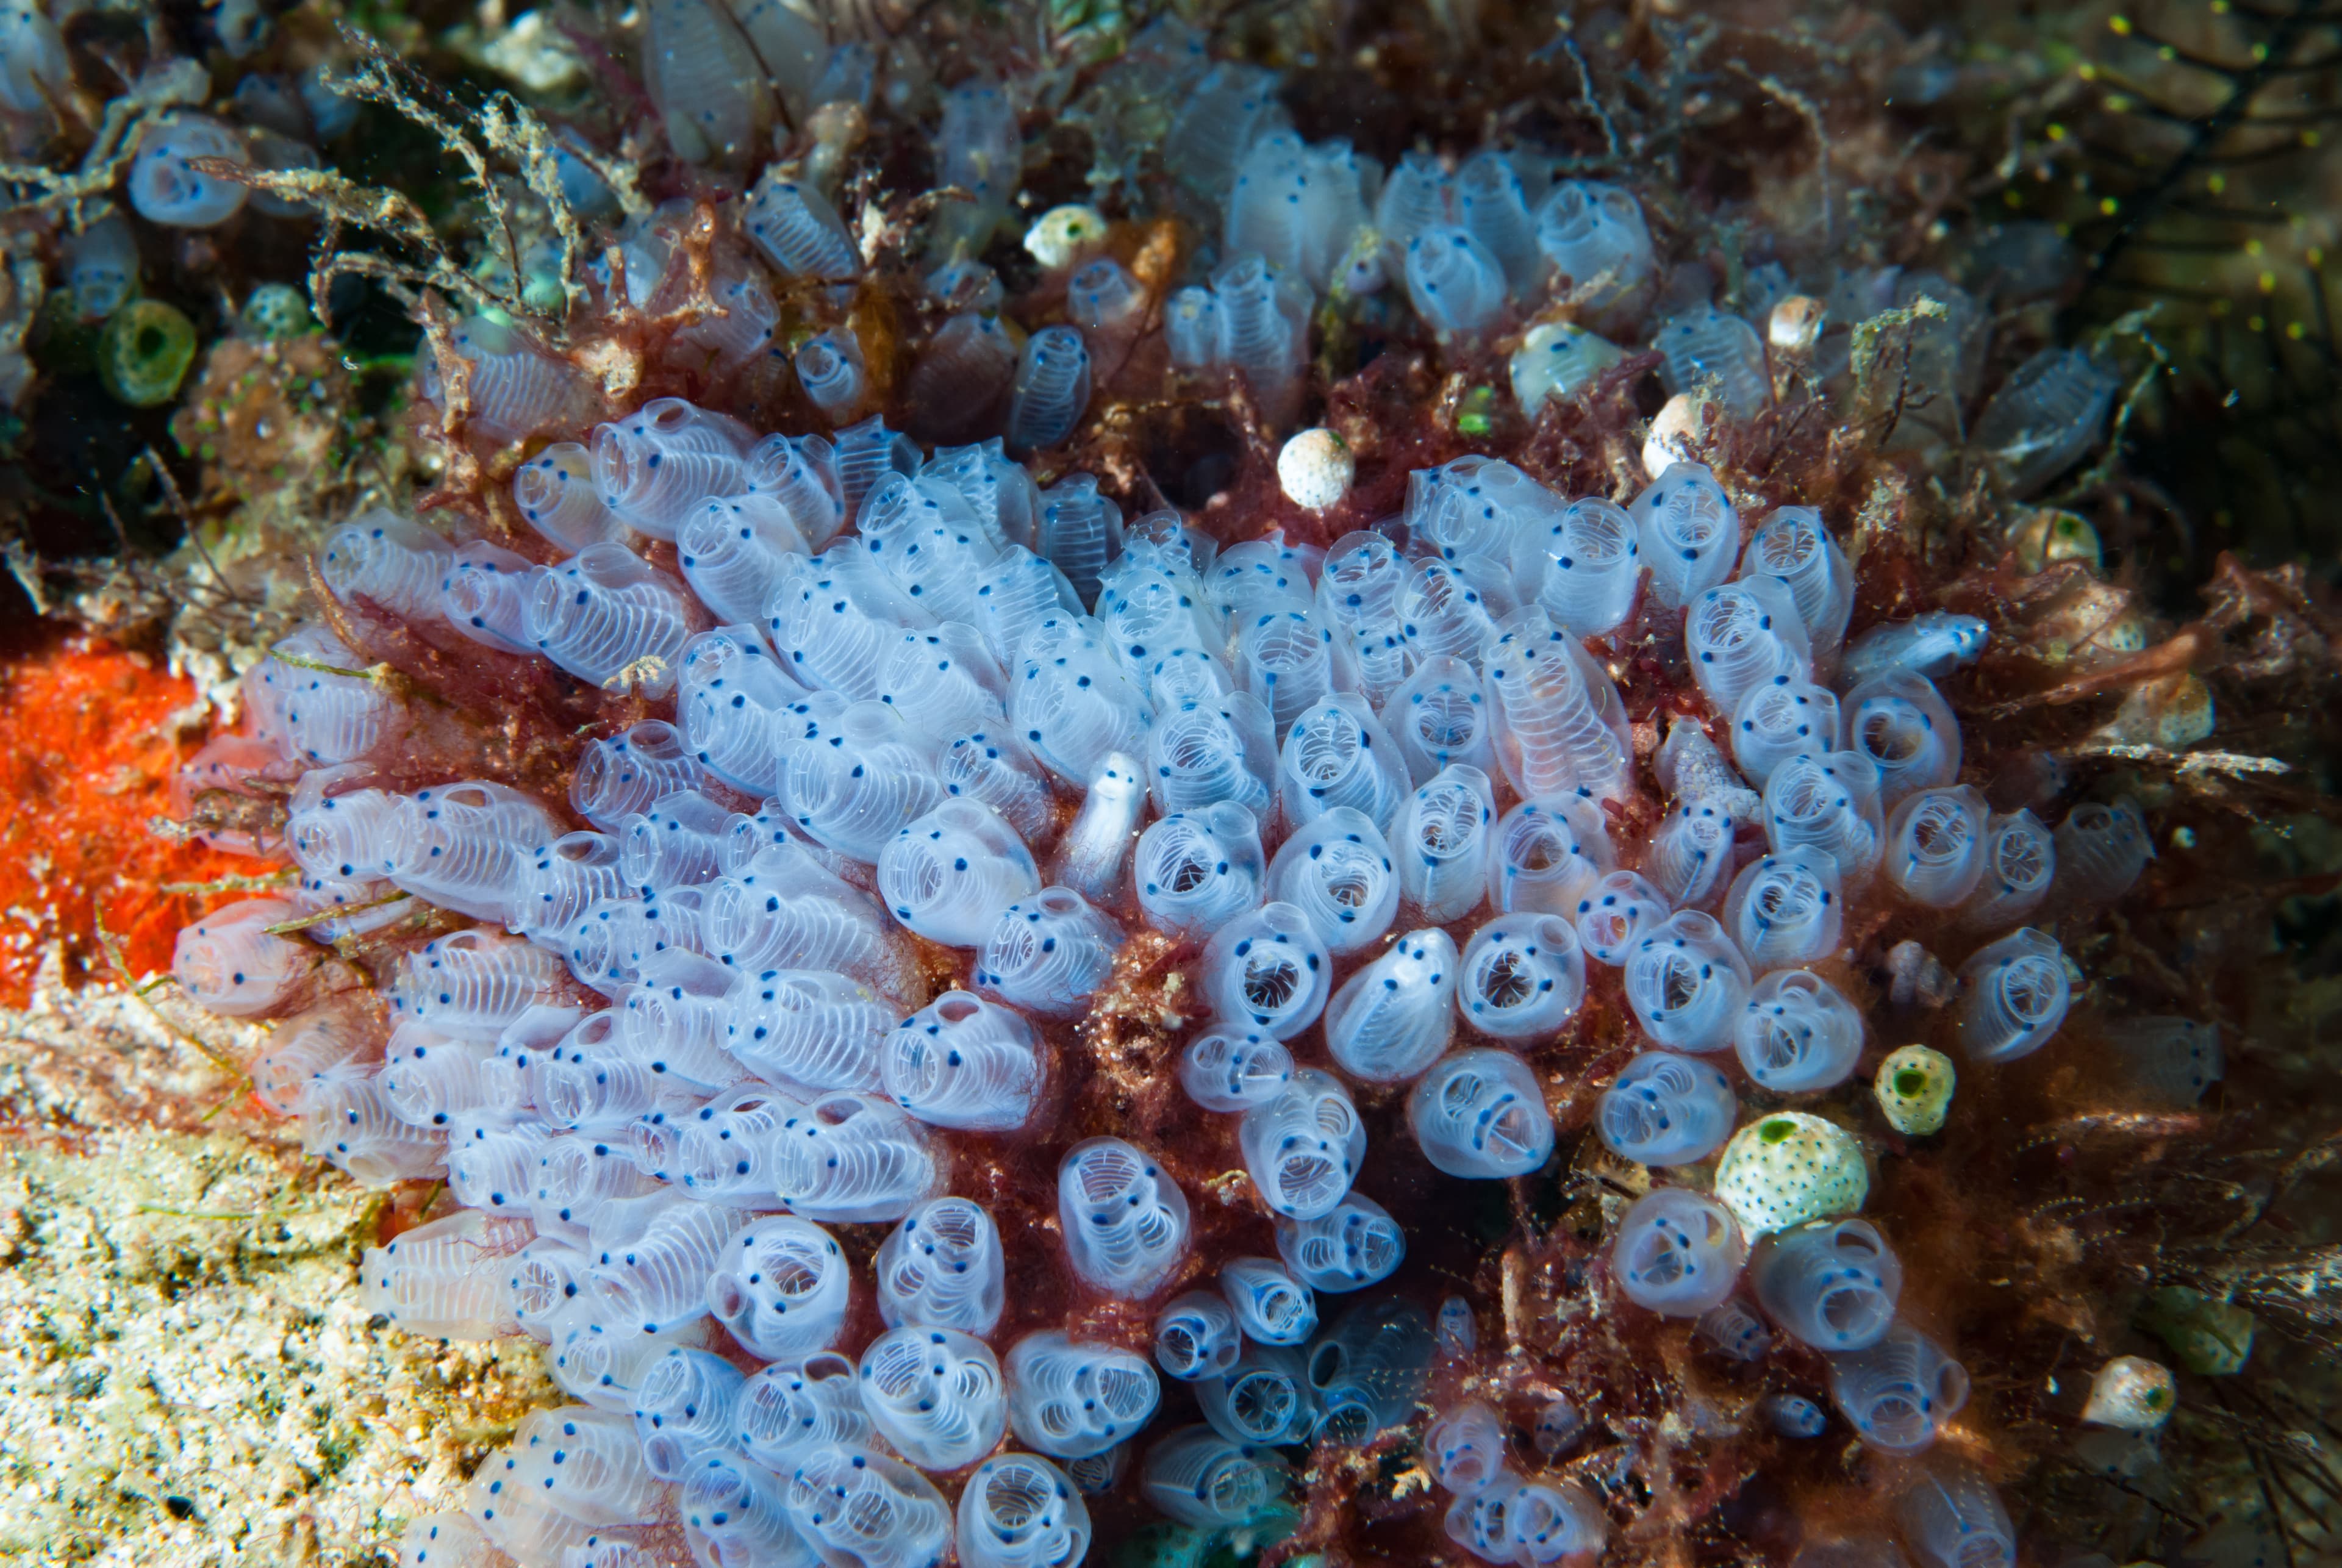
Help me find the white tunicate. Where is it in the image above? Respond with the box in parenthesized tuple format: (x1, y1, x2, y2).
(1180, 1026, 1294, 1113)
(1828, 1323, 1969, 1453)
(1409, 1048, 1555, 1179)
(1201, 900, 1331, 1040)
(743, 165, 859, 279)
(1004, 1331, 1162, 1459)
(1275, 1191, 1405, 1292)
(1955, 926, 2071, 1063)
(1395, 764, 1497, 924)
(1048, 751, 1145, 906)
(1405, 224, 1509, 335)
(1384, 654, 1495, 786)
(1154, 1291, 1242, 1383)
(1744, 507, 1855, 655)
(1735, 969, 1865, 1093)
(2053, 797, 2154, 906)
(1764, 750, 1886, 884)
(1597, 1050, 1738, 1166)
(1238, 1067, 1366, 1220)
(1136, 803, 1267, 937)
(880, 990, 1044, 1132)
(1973, 346, 2119, 496)
(1883, 785, 1993, 908)
(1611, 1187, 1748, 1316)
(1511, 321, 1627, 413)
(1058, 1136, 1189, 1298)
(1455, 914, 1585, 1040)
(1534, 180, 1653, 307)
(127, 114, 250, 227)
(703, 1214, 851, 1360)
(1961, 809, 2057, 930)
(1488, 795, 1614, 917)
(858, 1325, 1008, 1471)
(1686, 577, 1812, 719)
(875, 1196, 1006, 1335)
(1630, 461, 1739, 611)
(1323, 927, 1460, 1083)
(876, 800, 1041, 948)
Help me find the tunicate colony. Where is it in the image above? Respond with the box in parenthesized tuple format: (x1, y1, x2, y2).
(144, 21, 2191, 1568)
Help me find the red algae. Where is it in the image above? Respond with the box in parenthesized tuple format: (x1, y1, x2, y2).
(0, 634, 257, 1003)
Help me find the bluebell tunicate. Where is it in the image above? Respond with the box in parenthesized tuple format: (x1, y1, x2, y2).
(1009, 616, 1151, 786)
(1752, 1217, 1903, 1350)
(1427, 1402, 1510, 1496)
(1897, 1458, 2016, 1568)
(1733, 678, 1842, 789)
(766, 1093, 938, 1222)
(1237, 1067, 1364, 1220)
(1267, 808, 1400, 957)
(880, 990, 1044, 1132)
(795, 328, 866, 418)
(1828, 1323, 1969, 1453)
(736, 1353, 870, 1472)
(1004, 1331, 1162, 1459)
(1764, 750, 1886, 884)
(858, 1324, 1009, 1470)
(171, 898, 308, 1017)
(1154, 1292, 1242, 1382)
(524, 545, 697, 698)
(1324, 927, 1459, 1084)
(1530, 496, 1641, 639)
(1846, 673, 1961, 807)
(724, 968, 895, 1092)
(1456, 914, 1585, 1040)
(439, 541, 544, 656)
(1384, 656, 1495, 786)
(1535, 180, 1653, 306)
(1201, 900, 1331, 1040)
(1624, 911, 1753, 1051)
(1687, 577, 1813, 719)
(1219, 1256, 1317, 1345)
(1655, 306, 1770, 418)
(1179, 1026, 1293, 1113)
(1883, 785, 1992, 908)
(1488, 795, 1613, 917)
(1611, 1187, 1748, 1316)
(875, 1195, 1006, 1335)
(1058, 1136, 1189, 1298)
(743, 166, 859, 279)
(1405, 225, 1508, 335)
(1961, 809, 2056, 929)
(320, 509, 455, 626)
(2109, 1015, 2224, 1106)
(1136, 803, 1266, 937)
(1146, 693, 1276, 819)
(1193, 1342, 1317, 1445)
(957, 1453, 1092, 1568)
(1482, 609, 1636, 803)
(1574, 868, 1668, 967)
(389, 925, 565, 1040)
(676, 494, 809, 628)
(1597, 1051, 1738, 1166)
(785, 1446, 953, 1568)
(975, 886, 1124, 1020)
(1396, 764, 1497, 924)
(1277, 1192, 1406, 1292)
(359, 1209, 526, 1340)
(1006, 326, 1092, 453)
(1630, 462, 1740, 610)
(1955, 926, 2070, 1063)
(1735, 969, 1864, 1093)
(876, 800, 1040, 948)
(2053, 797, 2154, 906)
(745, 430, 848, 549)
(1408, 1048, 1555, 1179)
(1744, 506, 1856, 655)
(617, 788, 734, 893)
(1723, 848, 1844, 971)
(1138, 1425, 1291, 1529)
(513, 443, 626, 553)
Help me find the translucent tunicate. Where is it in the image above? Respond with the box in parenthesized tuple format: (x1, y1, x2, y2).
(1384, 656, 1495, 786)
(766, 1093, 938, 1223)
(956, 1453, 1092, 1568)
(1136, 804, 1267, 937)
(1611, 1187, 1748, 1316)
(1276, 1192, 1405, 1292)
(1009, 617, 1151, 786)
(880, 990, 1044, 1132)
(858, 1324, 1008, 1470)
(320, 509, 454, 626)
(1960, 809, 2055, 930)
(127, 114, 249, 227)
(724, 968, 895, 1092)
(1396, 764, 1497, 923)
(1483, 609, 1636, 803)
(1266, 808, 1400, 957)
(1456, 914, 1586, 1040)
(2109, 1016, 2224, 1106)
(2053, 798, 2154, 906)
(1972, 346, 2119, 496)
(1201, 901, 1331, 1040)
(1238, 1068, 1365, 1220)
(1427, 1402, 1509, 1495)
(1733, 679, 1842, 789)
(1655, 306, 1769, 418)
(1488, 795, 1613, 917)
(1686, 578, 1812, 719)
(975, 887, 1124, 1020)
(171, 898, 307, 1017)
(1845, 673, 1961, 807)
(876, 800, 1040, 948)
(1511, 321, 1627, 413)
(1882, 786, 1991, 909)
(1897, 1458, 2016, 1568)
(1004, 1331, 1162, 1459)
(1534, 180, 1653, 307)
(737, 1353, 870, 1472)
(743, 166, 859, 279)
(875, 1196, 1006, 1335)
(1630, 462, 1740, 611)
(1138, 1425, 1291, 1530)
(1408, 1048, 1555, 1179)
(440, 541, 544, 656)
(1744, 507, 1855, 656)
(640, 0, 769, 163)
(525, 545, 696, 698)
(1955, 926, 2070, 1063)
(786, 1446, 954, 1568)
(1006, 326, 1092, 453)
(1751, 1217, 1903, 1350)
(1058, 1136, 1189, 1297)
(1193, 1342, 1316, 1445)
(513, 443, 626, 553)
(795, 329, 866, 418)
(428, 315, 596, 445)
(1324, 928, 1460, 1083)
(1597, 1050, 1738, 1166)
(1763, 750, 1886, 884)
(1734, 969, 1864, 1093)
(676, 494, 809, 628)
(1828, 1323, 1969, 1453)
(1574, 868, 1668, 967)
(1155, 1292, 1242, 1382)
(1530, 496, 1641, 639)
(1722, 848, 1844, 971)
(1405, 225, 1509, 335)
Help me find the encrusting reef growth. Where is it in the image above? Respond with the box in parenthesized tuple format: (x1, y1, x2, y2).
(1, 0, 2340, 1565)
